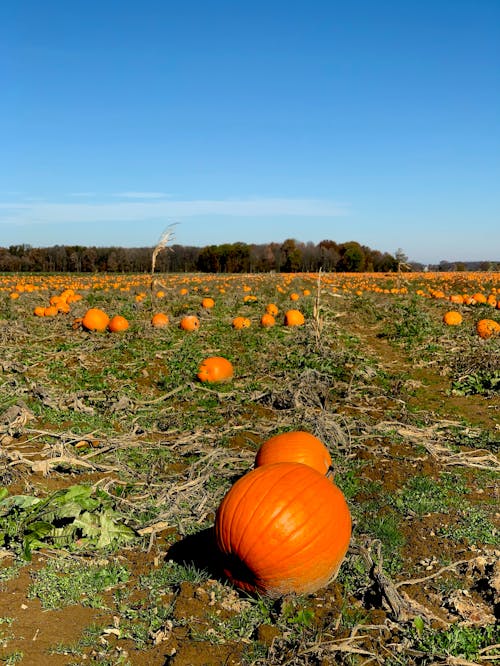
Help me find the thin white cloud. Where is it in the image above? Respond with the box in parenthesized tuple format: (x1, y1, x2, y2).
(0, 197, 350, 225)
(68, 192, 97, 198)
(112, 191, 172, 199)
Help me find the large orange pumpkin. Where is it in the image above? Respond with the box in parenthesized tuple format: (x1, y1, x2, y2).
(197, 356, 234, 383)
(284, 309, 305, 326)
(82, 308, 110, 332)
(255, 431, 332, 475)
(215, 462, 351, 596)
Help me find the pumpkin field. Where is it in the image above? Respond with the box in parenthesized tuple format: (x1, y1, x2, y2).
(0, 270, 499, 666)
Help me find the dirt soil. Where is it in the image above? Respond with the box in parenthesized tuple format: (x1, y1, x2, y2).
(0, 299, 499, 666)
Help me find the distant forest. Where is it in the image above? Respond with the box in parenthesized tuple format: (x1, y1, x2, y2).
(0, 240, 496, 274)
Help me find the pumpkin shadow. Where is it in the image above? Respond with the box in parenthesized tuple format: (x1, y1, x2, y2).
(165, 526, 226, 581)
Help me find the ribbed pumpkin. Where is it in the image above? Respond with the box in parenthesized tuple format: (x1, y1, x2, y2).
(179, 315, 200, 331)
(443, 311, 462, 326)
(108, 315, 129, 332)
(284, 309, 305, 326)
(82, 308, 110, 332)
(476, 319, 500, 339)
(255, 431, 332, 475)
(197, 356, 233, 383)
(215, 462, 351, 596)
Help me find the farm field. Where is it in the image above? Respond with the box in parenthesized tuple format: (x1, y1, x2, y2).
(0, 270, 499, 666)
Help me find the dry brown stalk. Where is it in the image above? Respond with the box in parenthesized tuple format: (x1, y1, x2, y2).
(150, 223, 177, 300)
(312, 268, 324, 349)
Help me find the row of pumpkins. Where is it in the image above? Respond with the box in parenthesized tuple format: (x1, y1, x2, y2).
(214, 430, 352, 597)
(34, 302, 306, 330)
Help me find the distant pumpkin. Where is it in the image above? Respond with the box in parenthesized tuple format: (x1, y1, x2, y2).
(443, 311, 462, 326)
(476, 319, 500, 339)
(108, 315, 129, 332)
(82, 308, 110, 332)
(284, 309, 305, 326)
(179, 315, 200, 331)
(260, 313, 276, 328)
(151, 313, 169, 328)
(201, 297, 215, 309)
(232, 316, 251, 330)
(265, 304, 279, 316)
(197, 356, 234, 383)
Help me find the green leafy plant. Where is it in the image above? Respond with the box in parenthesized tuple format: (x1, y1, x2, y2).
(0, 484, 136, 560)
(451, 370, 500, 396)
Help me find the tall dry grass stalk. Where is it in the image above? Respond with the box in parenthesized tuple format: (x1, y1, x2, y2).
(150, 224, 177, 297)
(396, 260, 411, 290)
(312, 268, 324, 349)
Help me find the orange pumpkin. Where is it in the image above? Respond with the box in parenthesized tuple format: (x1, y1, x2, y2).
(201, 297, 215, 309)
(179, 315, 200, 331)
(255, 431, 332, 475)
(260, 313, 275, 328)
(215, 462, 351, 596)
(82, 308, 110, 332)
(151, 313, 170, 328)
(197, 356, 233, 383)
(443, 311, 462, 326)
(476, 319, 500, 339)
(284, 309, 305, 326)
(33, 306, 46, 317)
(265, 304, 279, 316)
(232, 316, 251, 330)
(108, 315, 129, 332)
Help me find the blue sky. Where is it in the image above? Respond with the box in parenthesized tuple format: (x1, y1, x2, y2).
(1, 1, 499, 264)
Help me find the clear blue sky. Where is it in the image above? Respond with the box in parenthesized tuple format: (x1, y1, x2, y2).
(1, 0, 499, 264)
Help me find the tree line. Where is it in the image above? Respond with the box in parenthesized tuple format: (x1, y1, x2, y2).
(1, 239, 494, 274)
(0, 239, 402, 273)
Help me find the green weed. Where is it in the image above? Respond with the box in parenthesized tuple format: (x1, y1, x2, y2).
(28, 557, 130, 610)
(409, 622, 499, 662)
